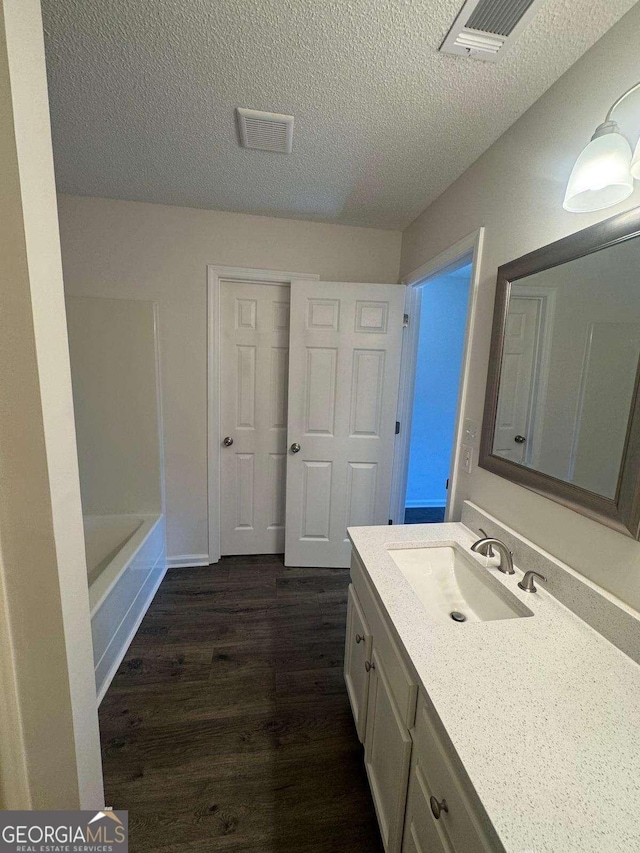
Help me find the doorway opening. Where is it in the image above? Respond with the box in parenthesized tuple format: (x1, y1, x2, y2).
(405, 262, 472, 523)
(390, 228, 484, 526)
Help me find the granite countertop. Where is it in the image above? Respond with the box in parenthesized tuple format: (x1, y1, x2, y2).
(348, 522, 640, 853)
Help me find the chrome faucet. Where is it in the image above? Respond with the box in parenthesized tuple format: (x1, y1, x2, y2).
(470, 533, 515, 575)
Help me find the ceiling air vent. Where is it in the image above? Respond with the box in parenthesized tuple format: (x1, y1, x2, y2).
(440, 0, 544, 62)
(237, 108, 294, 153)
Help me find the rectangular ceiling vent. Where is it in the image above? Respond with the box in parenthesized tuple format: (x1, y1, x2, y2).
(440, 0, 543, 62)
(237, 108, 294, 153)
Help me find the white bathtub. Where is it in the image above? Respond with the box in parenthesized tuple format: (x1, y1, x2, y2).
(85, 513, 167, 702)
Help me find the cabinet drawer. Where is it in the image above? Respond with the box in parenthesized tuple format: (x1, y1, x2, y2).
(413, 694, 494, 853)
(351, 552, 417, 729)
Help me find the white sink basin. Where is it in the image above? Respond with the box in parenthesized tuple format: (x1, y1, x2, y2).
(387, 544, 533, 624)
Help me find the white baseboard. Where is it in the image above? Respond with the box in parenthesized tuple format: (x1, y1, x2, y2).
(405, 499, 447, 509)
(166, 554, 211, 568)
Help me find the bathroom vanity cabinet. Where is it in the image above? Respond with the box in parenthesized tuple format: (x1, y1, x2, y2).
(346, 518, 640, 853)
(345, 549, 497, 853)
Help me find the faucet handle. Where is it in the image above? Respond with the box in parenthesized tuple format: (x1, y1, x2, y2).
(518, 570, 547, 593)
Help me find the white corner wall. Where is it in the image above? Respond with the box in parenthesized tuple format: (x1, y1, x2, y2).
(0, 0, 103, 809)
(66, 296, 163, 515)
(400, 3, 640, 612)
(58, 197, 402, 561)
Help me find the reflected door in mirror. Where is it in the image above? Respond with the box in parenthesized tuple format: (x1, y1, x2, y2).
(494, 297, 541, 464)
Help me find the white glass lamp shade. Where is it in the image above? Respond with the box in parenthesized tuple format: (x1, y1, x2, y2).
(563, 129, 633, 213)
(630, 136, 640, 180)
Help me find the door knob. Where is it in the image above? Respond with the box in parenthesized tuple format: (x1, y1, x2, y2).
(290, 442, 301, 453)
(223, 436, 234, 447)
(514, 435, 527, 444)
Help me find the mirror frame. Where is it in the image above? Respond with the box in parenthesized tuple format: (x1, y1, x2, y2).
(479, 206, 640, 539)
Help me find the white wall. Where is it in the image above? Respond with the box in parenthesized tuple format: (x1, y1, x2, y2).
(66, 296, 163, 515)
(0, 0, 103, 809)
(58, 195, 402, 560)
(400, 2, 640, 612)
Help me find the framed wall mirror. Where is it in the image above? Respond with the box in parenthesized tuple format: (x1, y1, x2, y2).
(480, 206, 640, 538)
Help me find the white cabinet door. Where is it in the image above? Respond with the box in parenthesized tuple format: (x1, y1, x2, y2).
(411, 695, 493, 853)
(285, 281, 405, 567)
(344, 584, 372, 742)
(220, 281, 290, 555)
(364, 649, 412, 853)
(402, 758, 453, 853)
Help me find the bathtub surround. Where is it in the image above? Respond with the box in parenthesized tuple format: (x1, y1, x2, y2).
(66, 296, 167, 699)
(84, 515, 146, 587)
(0, 0, 103, 808)
(66, 297, 164, 515)
(58, 196, 402, 564)
(401, 2, 640, 613)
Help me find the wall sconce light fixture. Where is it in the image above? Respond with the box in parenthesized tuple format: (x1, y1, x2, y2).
(564, 82, 640, 213)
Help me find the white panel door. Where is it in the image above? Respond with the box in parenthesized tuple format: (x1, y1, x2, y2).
(285, 281, 405, 568)
(220, 281, 290, 555)
(494, 296, 540, 463)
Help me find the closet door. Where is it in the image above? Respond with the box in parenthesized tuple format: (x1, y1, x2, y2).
(220, 281, 290, 555)
(285, 280, 405, 567)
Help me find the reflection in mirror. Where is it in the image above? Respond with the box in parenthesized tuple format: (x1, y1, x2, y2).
(493, 236, 640, 500)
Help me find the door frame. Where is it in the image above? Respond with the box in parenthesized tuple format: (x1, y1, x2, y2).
(207, 266, 318, 564)
(389, 228, 485, 524)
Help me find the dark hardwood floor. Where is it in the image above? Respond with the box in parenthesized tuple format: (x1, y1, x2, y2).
(99, 556, 384, 852)
(404, 506, 446, 524)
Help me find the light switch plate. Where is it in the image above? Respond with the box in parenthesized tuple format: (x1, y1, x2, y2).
(461, 444, 473, 474)
(463, 418, 478, 444)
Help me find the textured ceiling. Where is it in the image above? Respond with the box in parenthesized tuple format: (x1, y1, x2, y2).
(42, 0, 638, 229)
